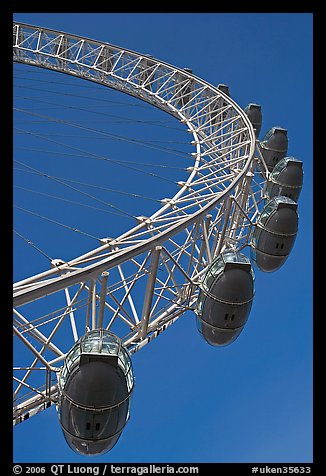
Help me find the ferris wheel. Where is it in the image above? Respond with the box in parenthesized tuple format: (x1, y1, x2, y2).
(13, 22, 304, 456)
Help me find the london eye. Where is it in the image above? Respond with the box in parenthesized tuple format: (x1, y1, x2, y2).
(13, 15, 312, 461)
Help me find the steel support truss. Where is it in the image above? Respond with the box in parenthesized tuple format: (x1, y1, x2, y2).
(13, 22, 270, 425)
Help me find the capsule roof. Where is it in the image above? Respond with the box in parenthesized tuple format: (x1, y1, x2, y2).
(244, 103, 262, 114)
(261, 127, 288, 151)
(244, 103, 262, 137)
(245, 103, 261, 109)
(262, 126, 287, 141)
(217, 84, 230, 96)
(244, 103, 262, 116)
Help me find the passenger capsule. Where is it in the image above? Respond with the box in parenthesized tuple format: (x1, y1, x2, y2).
(217, 84, 230, 96)
(265, 157, 303, 202)
(244, 103, 262, 137)
(57, 330, 134, 456)
(251, 196, 298, 272)
(260, 127, 288, 171)
(196, 250, 255, 347)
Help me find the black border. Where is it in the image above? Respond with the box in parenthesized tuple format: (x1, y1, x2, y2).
(3, 5, 319, 474)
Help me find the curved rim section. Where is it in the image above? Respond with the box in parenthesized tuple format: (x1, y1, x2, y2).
(13, 22, 256, 307)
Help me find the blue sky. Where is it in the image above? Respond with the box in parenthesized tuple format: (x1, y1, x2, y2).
(13, 13, 313, 463)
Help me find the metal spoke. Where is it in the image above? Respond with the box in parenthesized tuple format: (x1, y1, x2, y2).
(13, 22, 267, 426)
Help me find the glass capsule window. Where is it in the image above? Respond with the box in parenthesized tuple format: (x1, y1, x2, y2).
(222, 249, 250, 265)
(125, 367, 134, 393)
(222, 250, 255, 282)
(251, 230, 260, 249)
(271, 157, 289, 176)
(59, 342, 81, 388)
(256, 198, 279, 226)
(81, 330, 103, 353)
(201, 257, 224, 291)
(270, 156, 299, 179)
(197, 292, 205, 315)
(59, 330, 134, 390)
(200, 250, 254, 294)
(117, 347, 133, 378)
(261, 127, 275, 143)
(101, 332, 120, 356)
(252, 196, 297, 245)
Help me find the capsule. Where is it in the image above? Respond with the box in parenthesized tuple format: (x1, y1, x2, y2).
(244, 103, 262, 137)
(196, 250, 255, 347)
(217, 84, 230, 96)
(260, 127, 288, 171)
(265, 157, 303, 202)
(251, 196, 298, 272)
(57, 330, 134, 456)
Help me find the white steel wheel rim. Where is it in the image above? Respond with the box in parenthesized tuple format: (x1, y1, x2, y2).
(13, 22, 262, 425)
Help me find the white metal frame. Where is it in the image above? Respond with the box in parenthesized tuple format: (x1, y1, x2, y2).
(13, 22, 269, 425)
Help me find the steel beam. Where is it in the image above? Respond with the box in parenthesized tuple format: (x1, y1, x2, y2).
(140, 246, 162, 339)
